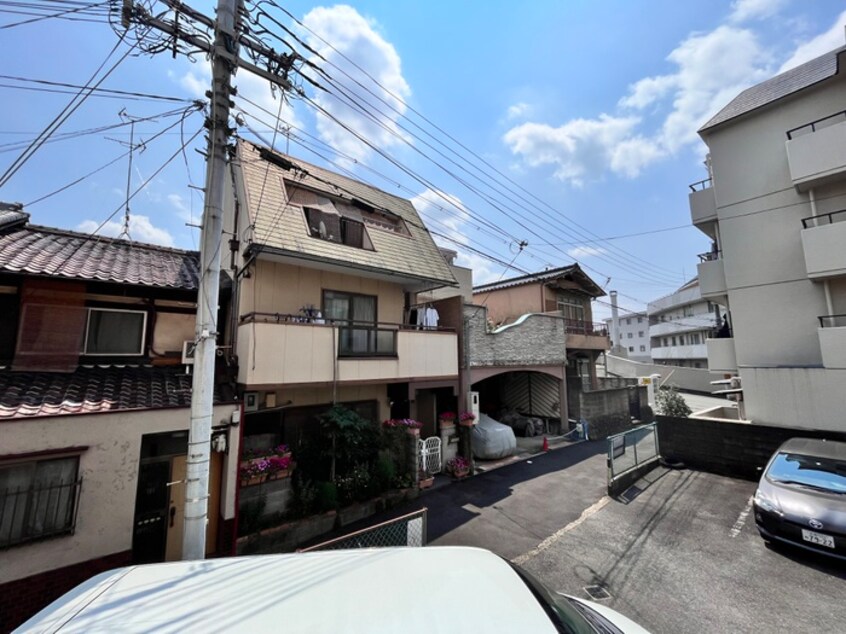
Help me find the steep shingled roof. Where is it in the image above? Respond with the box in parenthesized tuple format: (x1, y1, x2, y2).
(700, 46, 845, 133)
(0, 223, 209, 290)
(237, 141, 457, 287)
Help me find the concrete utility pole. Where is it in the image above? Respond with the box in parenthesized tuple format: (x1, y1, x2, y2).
(610, 290, 620, 352)
(182, 0, 240, 561)
(123, 0, 297, 560)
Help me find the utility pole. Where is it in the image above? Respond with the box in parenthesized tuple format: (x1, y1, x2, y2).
(122, 0, 297, 560)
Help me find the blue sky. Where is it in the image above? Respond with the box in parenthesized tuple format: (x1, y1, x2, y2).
(2, 0, 845, 319)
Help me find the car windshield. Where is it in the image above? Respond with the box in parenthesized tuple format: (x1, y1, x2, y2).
(767, 452, 846, 494)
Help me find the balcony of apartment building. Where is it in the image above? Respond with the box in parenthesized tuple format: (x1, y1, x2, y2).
(818, 314, 846, 370)
(237, 312, 458, 387)
(688, 178, 717, 238)
(785, 110, 846, 191)
(562, 318, 610, 351)
(800, 209, 846, 280)
(696, 250, 727, 304)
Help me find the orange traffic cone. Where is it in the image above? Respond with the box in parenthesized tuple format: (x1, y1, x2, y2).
(542, 436, 549, 452)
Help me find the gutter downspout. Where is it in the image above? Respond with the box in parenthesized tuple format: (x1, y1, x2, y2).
(809, 189, 835, 317)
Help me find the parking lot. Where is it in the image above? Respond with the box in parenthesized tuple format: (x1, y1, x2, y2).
(515, 465, 846, 634)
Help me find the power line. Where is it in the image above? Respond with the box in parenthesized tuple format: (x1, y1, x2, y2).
(0, 0, 110, 28)
(0, 74, 194, 102)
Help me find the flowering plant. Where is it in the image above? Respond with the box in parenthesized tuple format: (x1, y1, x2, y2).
(382, 418, 423, 429)
(445, 456, 470, 475)
(274, 444, 290, 455)
(239, 458, 271, 480)
(459, 412, 476, 422)
(267, 455, 292, 474)
(439, 411, 457, 421)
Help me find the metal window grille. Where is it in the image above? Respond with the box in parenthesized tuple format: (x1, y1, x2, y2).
(0, 477, 83, 548)
(298, 508, 428, 552)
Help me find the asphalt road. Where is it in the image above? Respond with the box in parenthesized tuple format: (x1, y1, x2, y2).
(324, 441, 845, 633)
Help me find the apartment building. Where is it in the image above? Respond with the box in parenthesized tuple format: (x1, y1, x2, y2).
(604, 310, 650, 362)
(691, 42, 846, 430)
(647, 278, 720, 369)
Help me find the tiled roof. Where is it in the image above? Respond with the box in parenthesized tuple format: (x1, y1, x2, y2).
(237, 141, 457, 287)
(700, 46, 845, 133)
(473, 264, 605, 297)
(0, 203, 28, 230)
(0, 365, 228, 419)
(0, 224, 207, 290)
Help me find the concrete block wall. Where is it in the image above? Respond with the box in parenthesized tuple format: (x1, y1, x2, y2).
(656, 415, 846, 480)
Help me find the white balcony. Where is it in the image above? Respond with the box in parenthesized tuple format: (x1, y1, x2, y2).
(786, 116, 846, 191)
(237, 319, 458, 387)
(801, 212, 846, 279)
(697, 258, 727, 302)
(689, 182, 717, 236)
(651, 344, 708, 361)
(707, 337, 737, 373)
(819, 321, 846, 369)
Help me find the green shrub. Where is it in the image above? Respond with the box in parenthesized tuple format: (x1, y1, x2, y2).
(315, 481, 338, 512)
(655, 386, 692, 418)
(374, 450, 396, 493)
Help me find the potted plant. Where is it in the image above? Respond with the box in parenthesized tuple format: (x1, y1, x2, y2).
(418, 468, 435, 489)
(383, 418, 423, 436)
(267, 454, 293, 480)
(438, 411, 456, 431)
(445, 456, 470, 479)
(458, 412, 476, 427)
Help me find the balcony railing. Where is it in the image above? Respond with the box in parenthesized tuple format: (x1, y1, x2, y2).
(801, 208, 846, 229)
(688, 178, 712, 192)
(697, 249, 721, 262)
(786, 109, 846, 140)
(818, 314, 846, 328)
(1, 477, 82, 548)
(563, 319, 608, 337)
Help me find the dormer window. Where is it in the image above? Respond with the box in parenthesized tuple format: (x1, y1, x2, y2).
(303, 206, 372, 250)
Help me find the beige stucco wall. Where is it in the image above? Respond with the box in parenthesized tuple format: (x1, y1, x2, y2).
(473, 283, 543, 325)
(239, 260, 405, 323)
(262, 383, 390, 422)
(238, 322, 458, 387)
(0, 404, 239, 585)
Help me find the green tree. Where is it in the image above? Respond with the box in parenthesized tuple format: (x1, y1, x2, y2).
(655, 386, 692, 417)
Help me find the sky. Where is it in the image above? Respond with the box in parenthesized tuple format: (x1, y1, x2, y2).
(2, 0, 845, 320)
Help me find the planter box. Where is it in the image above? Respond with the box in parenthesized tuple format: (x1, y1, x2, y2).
(451, 468, 470, 479)
(419, 476, 435, 489)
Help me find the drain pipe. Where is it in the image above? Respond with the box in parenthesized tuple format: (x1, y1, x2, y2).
(809, 189, 835, 317)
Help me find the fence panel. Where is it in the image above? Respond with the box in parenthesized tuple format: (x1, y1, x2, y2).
(607, 424, 659, 482)
(298, 508, 428, 552)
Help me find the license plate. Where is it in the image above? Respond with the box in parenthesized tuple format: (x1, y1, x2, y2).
(801, 529, 835, 549)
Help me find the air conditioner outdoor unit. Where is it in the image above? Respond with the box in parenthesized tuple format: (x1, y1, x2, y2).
(181, 340, 196, 365)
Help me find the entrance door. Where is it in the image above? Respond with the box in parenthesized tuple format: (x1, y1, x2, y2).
(165, 453, 222, 561)
(132, 460, 170, 564)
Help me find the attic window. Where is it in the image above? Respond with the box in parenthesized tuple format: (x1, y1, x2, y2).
(303, 207, 370, 250)
(356, 204, 409, 236)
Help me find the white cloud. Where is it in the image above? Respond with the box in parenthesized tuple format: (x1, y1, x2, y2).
(506, 24, 773, 184)
(168, 193, 195, 223)
(77, 215, 174, 247)
(502, 115, 645, 186)
(506, 102, 532, 120)
(729, 0, 787, 23)
(567, 245, 606, 259)
(778, 10, 846, 72)
(302, 5, 411, 162)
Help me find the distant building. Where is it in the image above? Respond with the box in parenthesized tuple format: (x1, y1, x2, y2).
(647, 278, 720, 369)
(604, 310, 650, 362)
(691, 41, 846, 430)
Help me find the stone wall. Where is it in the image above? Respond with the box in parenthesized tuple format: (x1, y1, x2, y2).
(465, 305, 568, 367)
(576, 385, 648, 440)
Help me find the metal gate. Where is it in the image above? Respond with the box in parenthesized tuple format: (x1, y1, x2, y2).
(607, 423, 659, 483)
(418, 437, 442, 474)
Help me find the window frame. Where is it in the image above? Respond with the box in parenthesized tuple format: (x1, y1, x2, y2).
(0, 452, 83, 549)
(83, 307, 147, 356)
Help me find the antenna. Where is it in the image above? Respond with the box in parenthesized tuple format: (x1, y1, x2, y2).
(107, 109, 146, 241)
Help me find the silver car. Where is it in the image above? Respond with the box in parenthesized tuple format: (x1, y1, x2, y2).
(754, 437, 846, 560)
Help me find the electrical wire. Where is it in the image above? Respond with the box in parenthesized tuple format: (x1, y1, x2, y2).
(0, 0, 110, 28)
(0, 74, 195, 102)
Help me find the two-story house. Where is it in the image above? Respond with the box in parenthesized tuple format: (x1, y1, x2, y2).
(225, 141, 460, 485)
(691, 41, 846, 430)
(467, 265, 609, 424)
(0, 206, 240, 630)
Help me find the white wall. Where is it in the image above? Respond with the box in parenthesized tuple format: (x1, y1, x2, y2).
(604, 311, 650, 361)
(0, 404, 239, 585)
(606, 354, 721, 394)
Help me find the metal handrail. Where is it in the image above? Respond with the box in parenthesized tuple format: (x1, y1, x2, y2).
(238, 311, 455, 333)
(297, 507, 428, 552)
(801, 208, 846, 229)
(697, 250, 721, 262)
(818, 314, 846, 328)
(688, 178, 712, 192)
(563, 318, 608, 337)
(786, 109, 846, 139)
